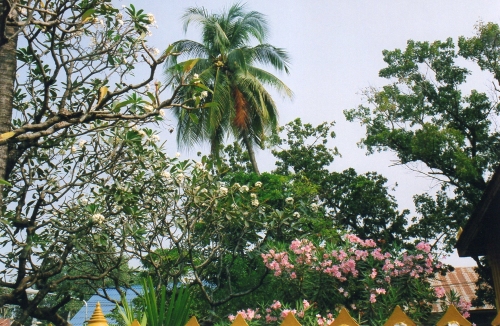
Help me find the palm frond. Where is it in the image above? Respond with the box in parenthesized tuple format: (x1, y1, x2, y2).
(227, 48, 250, 72)
(247, 66, 293, 98)
(168, 40, 209, 61)
(231, 10, 268, 46)
(250, 44, 291, 74)
(164, 3, 292, 172)
(182, 7, 210, 32)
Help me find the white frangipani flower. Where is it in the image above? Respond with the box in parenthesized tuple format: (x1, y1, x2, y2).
(175, 173, 185, 183)
(219, 187, 228, 196)
(147, 13, 155, 24)
(91, 213, 105, 224)
(311, 203, 319, 212)
(161, 171, 171, 179)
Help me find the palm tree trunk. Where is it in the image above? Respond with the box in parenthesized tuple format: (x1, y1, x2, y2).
(0, 3, 18, 206)
(242, 132, 260, 175)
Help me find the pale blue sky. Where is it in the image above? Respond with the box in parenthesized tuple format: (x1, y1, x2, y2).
(132, 0, 500, 266)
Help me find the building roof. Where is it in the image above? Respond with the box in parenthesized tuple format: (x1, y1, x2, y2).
(70, 286, 141, 326)
(430, 267, 494, 312)
(456, 165, 500, 257)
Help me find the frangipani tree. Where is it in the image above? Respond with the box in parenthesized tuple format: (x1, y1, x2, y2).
(0, 0, 212, 324)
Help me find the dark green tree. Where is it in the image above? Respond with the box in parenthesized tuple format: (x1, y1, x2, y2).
(165, 3, 292, 174)
(345, 21, 500, 304)
(272, 119, 409, 245)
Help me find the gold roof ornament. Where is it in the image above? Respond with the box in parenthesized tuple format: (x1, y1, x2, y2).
(329, 307, 359, 326)
(491, 310, 500, 326)
(230, 313, 248, 326)
(281, 312, 301, 326)
(88, 302, 109, 326)
(383, 306, 416, 326)
(185, 316, 200, 326)
(436, 305, 471, 326)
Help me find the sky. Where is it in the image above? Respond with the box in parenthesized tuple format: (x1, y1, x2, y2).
(129, 0, 500, 266)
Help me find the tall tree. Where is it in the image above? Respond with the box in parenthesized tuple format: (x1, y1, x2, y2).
(345, 21, 500, 304)
(166, 3, 292, 174)
(0, 0, 18, 205)
(0, 1, 210, 324)
(271, 119, 409, 244)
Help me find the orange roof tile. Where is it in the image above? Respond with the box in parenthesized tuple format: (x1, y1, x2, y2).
(430, 267, 494, 311)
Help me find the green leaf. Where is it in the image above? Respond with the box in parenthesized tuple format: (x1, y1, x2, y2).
(202, 102, 217, 108)
(182, 59, 199, 73)
(146, 92, 156, 104)
(164, 44, 175, 56)
(194, 83, 213, 93)
(81, 9, 96, 22)
(189, 113, 199, 124)
(113, 99, 134, 111)
(0, 178, 11, 187)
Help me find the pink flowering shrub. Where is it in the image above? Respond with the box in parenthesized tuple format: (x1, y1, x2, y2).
(438, 289, 473, 318)
(257, 234, 446, 325)
(227, 299, 332, 326)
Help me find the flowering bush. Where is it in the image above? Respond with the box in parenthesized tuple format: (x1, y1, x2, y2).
(226, 234, 447, 325)
(436, 288, 472, 318)
(225, 299, 335, 326)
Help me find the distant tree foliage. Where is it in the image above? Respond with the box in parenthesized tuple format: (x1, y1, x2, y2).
(345, 21, 500, 305)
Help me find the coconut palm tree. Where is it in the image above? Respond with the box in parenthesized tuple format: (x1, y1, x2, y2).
(165, 3, 292, 174)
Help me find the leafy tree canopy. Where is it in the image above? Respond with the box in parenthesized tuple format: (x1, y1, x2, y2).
(345, 21, 500, 305)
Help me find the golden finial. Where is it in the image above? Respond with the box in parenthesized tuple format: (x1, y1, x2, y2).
(436, 305, 471, 326)
(185, 316, 200, 326)
(230, 314, 248, 326)
(384, 306, 416, 326)
(281, 313, 301, 326)
(88, 302, 109, 326)
(330, 307, 359, 326)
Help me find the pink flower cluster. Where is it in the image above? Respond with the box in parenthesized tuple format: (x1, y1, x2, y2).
(261, 250, 294, 276)
(316, 312, 334, 325)
(345, 234, 377, 247)
(229, 300, 313, 324)
(228, 308, 261, 322)
(457, 297, 472, 318)
(434, 286, 446, 298)
(262, 235, 439, 287)
(289, 239, 317, 265)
